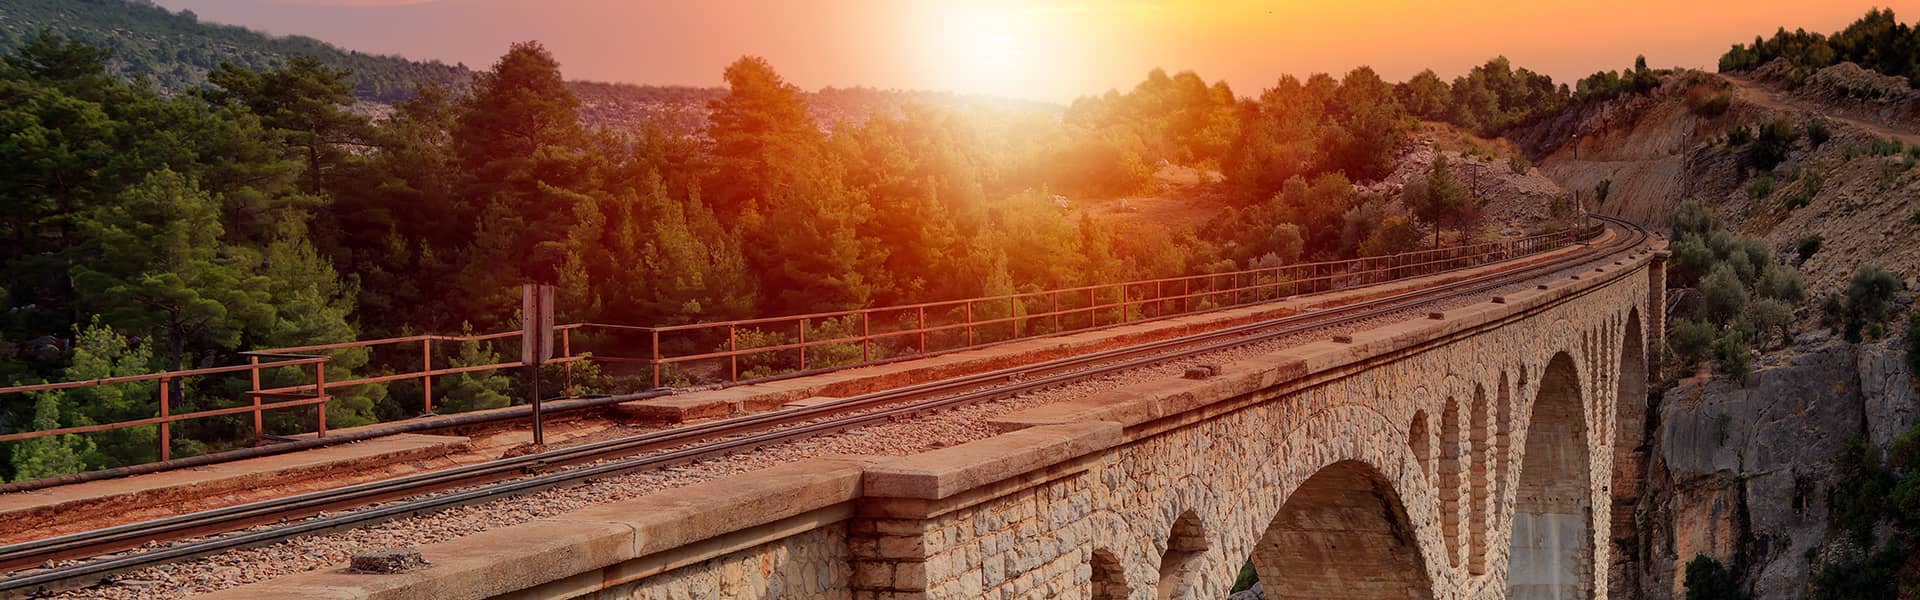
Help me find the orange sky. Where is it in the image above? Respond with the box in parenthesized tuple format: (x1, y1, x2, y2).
(157, 0, 1920, 103)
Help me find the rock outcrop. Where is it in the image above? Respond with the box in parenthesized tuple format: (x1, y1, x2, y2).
(1617, 334, 1918, 599)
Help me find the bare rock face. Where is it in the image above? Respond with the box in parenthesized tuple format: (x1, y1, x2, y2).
(1624, 337, 1918, 599)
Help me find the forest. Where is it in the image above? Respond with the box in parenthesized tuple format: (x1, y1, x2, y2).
(1720, 8, 1920, 87)
(0, 14, 1667, 480)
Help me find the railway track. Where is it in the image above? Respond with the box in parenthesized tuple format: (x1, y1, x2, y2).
(0, 216, 1649, 597)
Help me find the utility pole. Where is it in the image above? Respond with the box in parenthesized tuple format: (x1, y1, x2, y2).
(522, 284, 556, 446)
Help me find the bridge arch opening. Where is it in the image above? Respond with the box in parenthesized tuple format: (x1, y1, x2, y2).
(1089, 547, 1128, 599)
(1469, 384, 1491, 575)
(1250, 460, 1433, 599)
(1608, 310, 1649, 592)
(1408, 409, 1432, 480)
(1508, 352, 1594, 599)
(1155, 509, 1209, 599)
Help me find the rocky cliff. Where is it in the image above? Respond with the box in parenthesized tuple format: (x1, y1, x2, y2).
(1614, 328, 1917, 599)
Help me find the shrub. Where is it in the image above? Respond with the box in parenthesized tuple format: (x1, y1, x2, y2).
(1744, 175, 1773, 199)
(1358, 216, 1422, 257)
(1806, 120, 1832, 147)
(1759, 264, 1808, 304)
(1912, 209, 1920, 225)
(1700, 264, 1750, 324)
(1594, 179, 1612, 204)
(1714, 329, 1753, 381)
(1674, 319, 1717, 367)
(1909, 312, 1920, 380)
(1750, 297, 1794, 342)
(1727, 126, 1753, 146)
(1795, 235, 1823, 261)
(1846, 265, 1904, 323)
(1683, 554, 1749, 600)
(1749, 117, 1797, 171)
(1687, 90, 1732, 117)
(1508, 154, 1531, 175)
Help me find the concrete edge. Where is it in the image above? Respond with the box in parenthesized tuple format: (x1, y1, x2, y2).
(860, 421, 1123, 500)
(196, 456, 881, 600)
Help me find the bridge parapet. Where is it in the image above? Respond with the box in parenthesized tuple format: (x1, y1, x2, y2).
(204, 238, 1665, 600)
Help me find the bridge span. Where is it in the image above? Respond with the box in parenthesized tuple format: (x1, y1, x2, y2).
(200, 227, 1665, 600)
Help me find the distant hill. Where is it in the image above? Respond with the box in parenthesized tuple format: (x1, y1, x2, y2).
(0, 0, 473, 102)
(0, 0, 1059, 134)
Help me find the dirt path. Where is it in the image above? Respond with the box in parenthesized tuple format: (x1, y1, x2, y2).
(1724, 74, 1920, 146)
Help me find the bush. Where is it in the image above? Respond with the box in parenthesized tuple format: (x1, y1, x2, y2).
(1758, 264, 1808, 304)
(1683, 554, 1749, 600)
(1846, 265, 1904, 323)
(1726, 125, 1753, 146)
(1714, 329, 1753, 381)
(1795, 235, 1823, 261)
(1700, 264, 1750, 324)
(1674, 319, 1717, 367)
(1744, 175, 1774, 199)
(1687, 90, 1732, 117)
(1594, 179, 1612, 204)
(1806, 120, 1832, 147)
(1908, 312, 1920, 380)
(1508, 154, 1531, 175)
(1749, 117, 1797, 171)
(1750, 298, 1794, 342)
(1357, 216, 1422, 257)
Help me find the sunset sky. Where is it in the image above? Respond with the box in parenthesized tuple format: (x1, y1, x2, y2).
(155, 0, 1920, 103)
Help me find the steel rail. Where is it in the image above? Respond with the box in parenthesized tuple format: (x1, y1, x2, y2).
(0, 218, 1647, 597)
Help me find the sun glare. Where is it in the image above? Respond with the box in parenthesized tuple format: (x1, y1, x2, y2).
(929, 5, 1037, 97)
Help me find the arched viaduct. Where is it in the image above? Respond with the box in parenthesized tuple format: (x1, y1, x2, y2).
(206, 242, 1666, 600)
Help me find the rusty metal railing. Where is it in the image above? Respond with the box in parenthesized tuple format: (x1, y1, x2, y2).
(0, 223, 1599, 467)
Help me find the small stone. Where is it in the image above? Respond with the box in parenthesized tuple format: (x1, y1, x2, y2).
(350, 547, 430, 574)
(1183, 366, 1214, 380)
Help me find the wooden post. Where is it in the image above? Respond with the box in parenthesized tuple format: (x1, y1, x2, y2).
(964, 304, 973, 347)
(798, 318, 808, 371)
(650, 329, 662, 389)
(249, 356, 262, 444)
(862, 312, 872, 362)
(315, 363, 327, 438)
(561, 328, 573, 397)
(918, 306, 928, 353)
(159, 376, 171, 462)
(421, 338, 433, 414)
(729, 324, 739, 382)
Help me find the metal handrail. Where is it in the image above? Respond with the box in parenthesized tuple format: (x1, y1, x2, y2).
(0, 223, 1601, 470)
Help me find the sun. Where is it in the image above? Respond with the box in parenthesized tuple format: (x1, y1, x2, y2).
(929, 6, 1035, 97)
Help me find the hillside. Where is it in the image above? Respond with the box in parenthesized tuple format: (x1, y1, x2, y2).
(0, 0, 471, 102)
(1533, 67, 1920, 292)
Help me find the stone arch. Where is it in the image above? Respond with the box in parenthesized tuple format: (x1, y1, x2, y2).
(1495, 370, 1514, 532)
(1439, 394, 1465, 569)
(1469, 383, 1491, 576)
(1156, 509, 1209, 599)
(1607, 309, 1649, 594)
(1089, 547, 1128, 600)
(1250, 460, 1434, 599)
(1408, 410, 1432, 480)
(1508, 351, 1594, 599)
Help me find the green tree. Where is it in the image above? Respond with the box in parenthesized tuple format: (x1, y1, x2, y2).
(205, 56, 372, 194)
(1405, 155, 1475, 247)
(436, 324, 512, 414)
(72, 169, 273, 373)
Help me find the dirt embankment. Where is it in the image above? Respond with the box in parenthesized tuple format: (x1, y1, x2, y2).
(1532, 67, 1920, 292)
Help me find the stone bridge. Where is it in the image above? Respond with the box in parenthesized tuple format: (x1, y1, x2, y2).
(214, 239, 1666, 600)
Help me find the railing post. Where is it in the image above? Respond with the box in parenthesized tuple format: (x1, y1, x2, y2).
(729, 324, 739, 382)
(1182, 279, 1190, 313)
(917, 306, 927, 353)
(1155, 280, 1164, 316)
(651, 329, 662, 388)
(421, 338, 433, 414)
(248, 355, 262, 444)
(798, 318, 808, 371)
(1010, 296, 1020, 339)
(1088, 287, 1097, 327)
(964, 303, 974, 347)
(315, 361, 327, 438)
(1051, 292, 1060, 333)
(561, 328, 573, 397)
(862, 312, 871, 363)
(159, 376, 171, 462)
